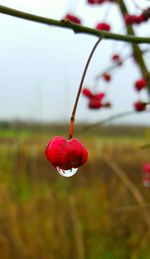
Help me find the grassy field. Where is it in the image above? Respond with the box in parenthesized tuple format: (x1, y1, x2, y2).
(0, 123, 150, 259)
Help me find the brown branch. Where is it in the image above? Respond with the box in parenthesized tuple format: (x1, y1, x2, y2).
(117, 0, 150, 95)
(0, 5, 150, 44)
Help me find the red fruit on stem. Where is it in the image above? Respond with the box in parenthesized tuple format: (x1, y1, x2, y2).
(96, 22, 111, 31)
(94, 92, 105, 100)
(135, 14, 145, 24)
(134, 101, 147, 112)
(64, 13, 81, 24)
(82, 88, 93, 98)
(103, 72, 111, 81)
(112, 54, 122, 65)
(88, 93, 105, 109)
(125, 14, 145, 25)
(134, 79, 146, 91)
(143, 163, 150, 187)
(45, 136, 88, 170)
(88, 98, 102, 109)
(124, 14, 137, 24)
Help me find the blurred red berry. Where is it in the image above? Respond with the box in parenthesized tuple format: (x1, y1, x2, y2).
(144, 163, 150, 172)
(64, 13, 81, 24)
(134, 101, 147, 112)
(135, 14, 145, 24)
(88, 98, 102, 109)
(94, 92, 105, 100)
(112, 54, 122, 66)
(87, 0, 115, 4)
(87, 0, 105, 4)
(125, 14, 145, 25)
(96, 22, 111, 31)
(134, 79, 146, 91)
(82, 88, 93, 98)
(103, 72, 111, 81)
(102, 102, 111, 108)
(45, 136, 88, 170)
(143, 163, 150, 187)
(88, 93, 105, 109)
(124, 14, 137, 24)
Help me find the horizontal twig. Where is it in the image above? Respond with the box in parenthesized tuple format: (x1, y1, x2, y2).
(82, 110, 150, 132)
(0, 5, 150, 44)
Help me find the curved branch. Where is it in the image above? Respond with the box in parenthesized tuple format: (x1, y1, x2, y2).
(0, 5, 150, 44)
(117, 0, 150, 95)
(81, 109, 150, 132)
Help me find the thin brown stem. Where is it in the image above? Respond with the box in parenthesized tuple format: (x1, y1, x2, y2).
(95, 48, 150, 81)
(81, 109, 150, 132)
(68, 38, 102, 139)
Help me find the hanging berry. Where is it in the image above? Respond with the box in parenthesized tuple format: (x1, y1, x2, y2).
(103, 72, 112, 82)
(134, 78, 146, 91)
(112, 54, 123, 66)
(45, 136, 88, 174)
(143, 163, 150, 187)
(134, 101, 147, 112)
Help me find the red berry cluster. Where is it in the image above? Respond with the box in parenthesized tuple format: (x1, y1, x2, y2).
(45, 136, 88, 170)
(82, 88, 111, 109)
(125, 8, 150, 25)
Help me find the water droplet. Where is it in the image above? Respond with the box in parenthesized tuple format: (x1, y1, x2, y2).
(143, 180, 150, 187)
(56, 167, 78, 177)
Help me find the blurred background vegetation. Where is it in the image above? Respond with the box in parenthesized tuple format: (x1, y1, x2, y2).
(0, 122, 150, 259)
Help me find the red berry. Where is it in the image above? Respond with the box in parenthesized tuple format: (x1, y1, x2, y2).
(144, 163, 150, 173)
(103, 72, 111, 81)
(143, 163, 150, 187)
(134, 101, 147, 112)
(112, 54, 122, 65)
(134, 79, 146, 91)
(45, 136, 88, 170)
(87, 0, 105, 4)
(125, 13, 145, 25)
(64, 13, 81, 24)
(102, 102, 111, 108)
(124, 14, 137, 25)
(88, 93, 105, 109)
(94, 92, 105, 100)
(88, 98, 102, 109)
(82, 88, 93, 98)
(135, 14, 145, 24)
(96, 22, 111, 31)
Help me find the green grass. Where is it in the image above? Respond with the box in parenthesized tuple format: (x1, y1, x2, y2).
(0, 124, 150, 258)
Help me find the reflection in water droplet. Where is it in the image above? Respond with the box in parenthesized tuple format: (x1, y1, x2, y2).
(56, 167, 78, 177)
(143, 180, 150, 187)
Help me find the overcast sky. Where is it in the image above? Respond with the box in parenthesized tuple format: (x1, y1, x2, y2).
(0, 0, 150, 125)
